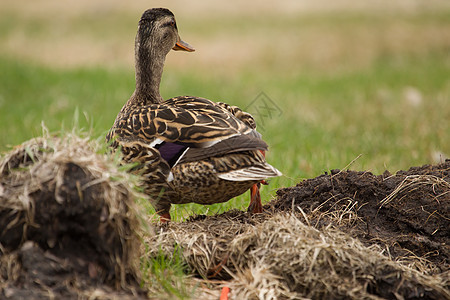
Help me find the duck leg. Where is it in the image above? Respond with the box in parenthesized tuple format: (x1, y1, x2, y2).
(160, 212, 171, 223)
(247, 150, 268, 214)
(248, 182, 263, 213)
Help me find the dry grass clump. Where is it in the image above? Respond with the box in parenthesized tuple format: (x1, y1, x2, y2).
(146, 210, 269, 280)
(0, 133, 146, 298)
(227, 215, 449, 299)
(380, 174, 450, 208)
(148, 213, 450, 299)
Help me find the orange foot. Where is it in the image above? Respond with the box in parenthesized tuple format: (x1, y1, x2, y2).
(248, 182, 262, 213)
(160, 212, 171, 223)
(220, 286, 230, 300)
(247, 149, 268, 214)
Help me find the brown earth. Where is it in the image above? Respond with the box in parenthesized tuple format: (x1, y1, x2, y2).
(272, 160, 450, 273)
(0, 137, 146, 299)
(154, 160, 450, 299)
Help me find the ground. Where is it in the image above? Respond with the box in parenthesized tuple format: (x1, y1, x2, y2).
(150, 160, 450, 299)
(1, 137, 449, 298)
(273, 160, 450, 273)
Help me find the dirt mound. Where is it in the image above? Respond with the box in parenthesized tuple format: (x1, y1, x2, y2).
(148, 161, 450, 299)
(0, 135, 146, 299)
(273, 160, 450, 273)
(150, 211, 449, 299)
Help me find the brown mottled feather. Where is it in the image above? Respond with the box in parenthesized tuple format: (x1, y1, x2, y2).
(107, 97, 255, 146)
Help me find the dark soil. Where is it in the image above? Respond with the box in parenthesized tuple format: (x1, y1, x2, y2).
(1, 242, 143, 300)
(0, 157, 144, 299)
(3, 163, 112, 269)
(272, 159, 450, 273)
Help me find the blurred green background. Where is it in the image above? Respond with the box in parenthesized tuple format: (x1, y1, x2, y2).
(1, 0, 449, 218)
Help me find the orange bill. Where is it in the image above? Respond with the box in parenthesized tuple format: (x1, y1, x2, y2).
(173, 37, 195, 52)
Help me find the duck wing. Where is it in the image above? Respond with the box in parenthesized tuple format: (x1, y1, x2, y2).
(109, 96, 267, 167)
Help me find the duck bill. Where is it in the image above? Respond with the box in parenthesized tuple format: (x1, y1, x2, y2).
(172, 38, 195, 52)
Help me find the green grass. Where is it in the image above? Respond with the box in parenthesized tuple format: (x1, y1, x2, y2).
(141, 246, 194, 299)
(0, 58, 130, 147)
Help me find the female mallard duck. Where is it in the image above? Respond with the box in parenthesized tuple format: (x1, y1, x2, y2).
(107, 8, 281, 221)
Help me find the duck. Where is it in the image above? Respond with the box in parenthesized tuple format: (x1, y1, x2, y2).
(106, 8, 281, 222)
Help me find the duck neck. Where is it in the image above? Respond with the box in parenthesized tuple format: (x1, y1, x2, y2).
(133, 40, 166, 105)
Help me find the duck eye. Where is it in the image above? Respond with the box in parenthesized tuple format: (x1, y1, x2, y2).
(163, 20, 176, 28)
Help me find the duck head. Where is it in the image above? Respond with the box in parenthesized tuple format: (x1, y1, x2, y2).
(136, 8, 194, 58)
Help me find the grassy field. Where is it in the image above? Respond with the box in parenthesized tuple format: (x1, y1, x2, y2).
(1, 1, 449, 298)
(1, 1, 449, 220)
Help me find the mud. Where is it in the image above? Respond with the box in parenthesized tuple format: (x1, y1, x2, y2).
(273, 160, 450, 273)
